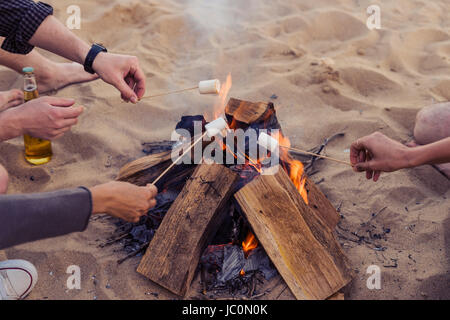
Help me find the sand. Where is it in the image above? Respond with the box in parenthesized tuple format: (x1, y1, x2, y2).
(0, 0, 449, 300)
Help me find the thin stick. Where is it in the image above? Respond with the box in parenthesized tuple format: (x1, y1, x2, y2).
(152, 131, 208, 185)
(280, 145, 353, 167)
(140, 86, 198, 100)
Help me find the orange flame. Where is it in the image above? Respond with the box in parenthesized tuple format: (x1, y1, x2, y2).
(271, 131, 309, 204)
(240, 231, 259, 276)
(289, 161, 308, 204)
(205, 74, 232, 122)
(242, 231, 258, 257)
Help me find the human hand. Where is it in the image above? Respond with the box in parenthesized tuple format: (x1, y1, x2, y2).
(350, 132, 412, 181)
(0, 89, 23, 112)
(90, 182, 157, 222)
(92, 52, 146, 103)
(10, 97, 83, 140)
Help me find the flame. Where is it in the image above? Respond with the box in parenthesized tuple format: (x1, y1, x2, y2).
(205, 74, 232, 122)
(271, 131, 309, 204)
(289, 161, 308, 204)
(242, 231, 258, 257)
(239, 231, 259, 276)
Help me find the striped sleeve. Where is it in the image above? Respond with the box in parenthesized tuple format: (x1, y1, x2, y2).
(0, 0, 53, 54)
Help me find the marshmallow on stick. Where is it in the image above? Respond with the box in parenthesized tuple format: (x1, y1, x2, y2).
(152, 117, 229, 185)
(141, 79, 221, 100)
(198, 79, 221, 94)
(205, 117, 228, 137)
(258, 132, 279, 153)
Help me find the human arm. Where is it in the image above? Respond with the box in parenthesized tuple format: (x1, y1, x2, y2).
(28, 15, 145, 102)
(0, 96, 83, 142)
(350, 132, 450, 181)
(0, 182, 157, 249)
(0, 1, 145, 102)
(406, 137, 450, 166)
(0, 0, 53, 54)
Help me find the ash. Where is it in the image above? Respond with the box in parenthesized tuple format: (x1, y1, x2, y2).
(201, 245, 277, 290)
(112, 189, 178, 254)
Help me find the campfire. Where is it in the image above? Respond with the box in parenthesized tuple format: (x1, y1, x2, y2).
(109, 81, 353, 300)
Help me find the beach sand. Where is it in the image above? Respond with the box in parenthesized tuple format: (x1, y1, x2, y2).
(0, 0, 449, 300)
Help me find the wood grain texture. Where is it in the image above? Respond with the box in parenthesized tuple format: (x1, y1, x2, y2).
(304, 177, 340, 230)
(225, 98, 270, 125)
(117, 151, 172, 185)
(235, 168, 353, 300)
(117, 136, 214, 189)
(137, 164, 239, 296)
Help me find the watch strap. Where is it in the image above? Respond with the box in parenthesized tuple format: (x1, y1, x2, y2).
(84, 44, 107, 74)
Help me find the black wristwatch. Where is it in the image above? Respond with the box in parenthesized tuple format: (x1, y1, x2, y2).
(84, 44, 107, 74)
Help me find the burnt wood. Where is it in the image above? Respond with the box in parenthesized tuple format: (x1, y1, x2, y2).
(234, 168, 353, 300)
(137, 164, 239, 296)
(225, 98, 269, 124)
(225, 98, 279, 129)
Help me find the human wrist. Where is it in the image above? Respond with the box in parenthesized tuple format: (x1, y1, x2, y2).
(403, 147, 423, 168)
(89, 184, 111, 214)
(76, 42, 92, 66)
(91, 51, 107, 74)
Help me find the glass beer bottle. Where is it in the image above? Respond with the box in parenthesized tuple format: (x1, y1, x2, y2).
(23, 67, 53, 165)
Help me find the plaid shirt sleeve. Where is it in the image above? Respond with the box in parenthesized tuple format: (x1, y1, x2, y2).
(0, 0, 53, 54)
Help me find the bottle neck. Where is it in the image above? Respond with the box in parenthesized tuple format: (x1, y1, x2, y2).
(24, 73, 37, 92)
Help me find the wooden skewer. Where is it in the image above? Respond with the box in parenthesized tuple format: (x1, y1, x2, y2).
(140, 86, 199, 100)
(153, 131, 352, 185)
(152, 131, 208, 185)
(280, 145, 353, 167)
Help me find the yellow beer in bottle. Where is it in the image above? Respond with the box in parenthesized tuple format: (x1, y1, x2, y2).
(23, 67, 52, 165)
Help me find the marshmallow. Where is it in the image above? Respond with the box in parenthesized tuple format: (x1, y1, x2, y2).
(258, 132, 279, 153)
(205, 117, 228, 137)
(198, 79, 221, 94)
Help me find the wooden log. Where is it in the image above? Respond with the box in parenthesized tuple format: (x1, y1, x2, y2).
(225, 98, 269, 124)
(225, 98, 279, 129)
(117, 151, 171, 184)
(116, 150, 194, 190)
(234, 168, 353, 300)
(304, 177, 340, 230)
(117, 135, 214, 189)
(327, 291, 345, 300)
(137, 164, 239, 296)
(118, 98, 278, 187)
